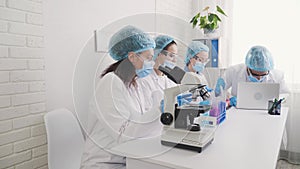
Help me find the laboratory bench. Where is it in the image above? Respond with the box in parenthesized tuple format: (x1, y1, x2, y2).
(111, 107, 288, 169)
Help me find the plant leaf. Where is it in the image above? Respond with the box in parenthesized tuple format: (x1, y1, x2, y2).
(208, 13, 215, 22)
(214, 13, 222, 22)
(190, 13, 200, 28)
(217, 5, 227, 16)
(192, 19, 198, 28)
(200, 16, 207, 24)
(190, 13, 200, 23)
(199, 16, 207, 28)
(211, 22, 217, 29)
(190, 16, 195, 23)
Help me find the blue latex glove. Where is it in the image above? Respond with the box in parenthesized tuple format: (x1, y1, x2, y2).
(205, 86, 213, 92)
(199, 100, 211, 105)
(160, 100, 164, 113)
(229, 96, 237, 107)
(182, 98, 191, 104)
(215, 77, 225, 97)
(177, 93, 192, 106)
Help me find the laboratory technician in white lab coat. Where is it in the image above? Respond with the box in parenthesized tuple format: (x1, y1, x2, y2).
(184, 41, 225, 98)
(138, 35, 177, 112)
(224, 45, 290, 106)
(184, 41, 210, 85)
(80, 25, 162, 169)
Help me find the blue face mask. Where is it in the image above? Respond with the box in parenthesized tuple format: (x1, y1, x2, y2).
(163, 60, 176, 69)
(192, 62, 205, 73)
(135, 60, 154, 78)
(248, 74, 266, 82)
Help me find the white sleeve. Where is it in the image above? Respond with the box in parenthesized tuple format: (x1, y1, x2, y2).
(270, 69, 290, 94)
(95, 73, 162, 143)
(224, 66, 233, 91)
(277, 71, 290, 94)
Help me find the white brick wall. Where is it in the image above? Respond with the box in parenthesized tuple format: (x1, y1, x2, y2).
(0, 7, 26, 22)
(0, 96, 10, 108)
(7, 0, 42, 14)
(0, 144, 13, 158)
(13, 114, 44, 129)
(15, 154, 47, 169)
(32, 144, 47, 157)
(0, 59, 27, 70)
(29, 102, 46, 113)
(28, 59, 45, 70)
(0, 120, 12, 133)
(0, 83, 28, 95)
(0, 20, 8, 32)
(0, 47, 8, 57)
(0, 150, 31, 168)
(0, 71, 9, 83)
(14, 135, 46, 152)
(9, 22, 43, 36)
(0, 105, 29, 121)
(0, 0, 47, 168)
(26, 13, 43, 25)
(10, 70, 45, 82)
(0, 0, 6, 7)
(10, 47, 43, 58)
(27, 36, 44, 48)
(0, 33, 26, 46)
(11, 92, 45, 105)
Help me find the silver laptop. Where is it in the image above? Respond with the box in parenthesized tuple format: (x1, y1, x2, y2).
(236, 82, 280, 110)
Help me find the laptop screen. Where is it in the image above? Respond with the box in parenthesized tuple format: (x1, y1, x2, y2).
(236, 82, 280, 110)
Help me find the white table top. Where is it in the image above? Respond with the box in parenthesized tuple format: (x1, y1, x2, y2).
(111, 107, 288, 169)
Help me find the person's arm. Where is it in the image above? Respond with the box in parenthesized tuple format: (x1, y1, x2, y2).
(276, 70, 290, 94)
(95, 74, 161, 143)
(223, 67, 234, 99)
(224, 67, 233, 91)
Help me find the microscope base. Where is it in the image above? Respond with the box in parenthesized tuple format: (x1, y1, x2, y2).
(161, 138, 213, 153)
(160, 127, 215, 153)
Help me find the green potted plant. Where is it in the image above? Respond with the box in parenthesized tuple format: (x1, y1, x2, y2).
(190, 5, 227, 34)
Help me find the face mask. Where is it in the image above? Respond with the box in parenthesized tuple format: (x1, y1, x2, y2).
(192, 61, 205, 73)
(135, 60, 154, 78)
(248, 74, 266, 82)
(163, 60, 176, 69)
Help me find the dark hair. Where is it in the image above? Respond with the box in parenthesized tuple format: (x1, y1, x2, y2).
(163, 41, 177, 51)
(186, 61, 190, 67)
(101, 58, 137, 87)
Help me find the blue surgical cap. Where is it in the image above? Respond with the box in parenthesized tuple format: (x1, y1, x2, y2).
(153, 35, 174, 60)
(184, 41, 209, 64)
(108, 25, 156, 61)
(245, 46, 274, 72)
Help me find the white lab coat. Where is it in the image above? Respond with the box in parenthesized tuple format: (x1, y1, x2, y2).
(224, 63, 290, 150)
(80, 72, 162, 169)
(184, 66, 209, 86)
(224, 63, 290, 97)
(138, 71, 177, 112)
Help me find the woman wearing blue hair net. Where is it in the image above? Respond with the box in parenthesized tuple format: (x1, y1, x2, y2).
(138, 35, 178, 111)
(184, 41, 210, 85)
(224, 45, 290, 107)
(81, 25, 163, 169)
(184, 41, 225, 99)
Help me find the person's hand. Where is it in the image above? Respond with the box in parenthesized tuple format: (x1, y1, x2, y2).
(215, 77, 225, 97)
(199, 100, 211, 105)
(205, 86, 213, 92)
(177, 93, 192, 106)
(160, 100, 164, 113)
(229, 96, 237, 107)
(151, 90, 163, 107)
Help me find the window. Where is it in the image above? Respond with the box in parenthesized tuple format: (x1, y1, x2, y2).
(232, 0, 300, 84)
